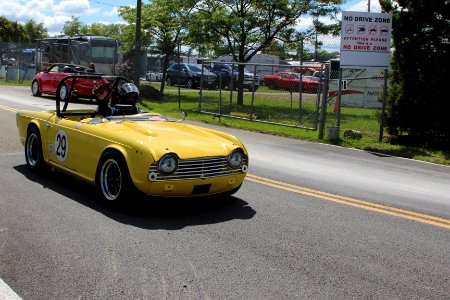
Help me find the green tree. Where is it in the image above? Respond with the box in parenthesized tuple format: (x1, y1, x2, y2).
(0, 16, 28, 42)
(191, 0, 343, 104)
(380, 0, 450, 148)
(23, 19, 49, 41)
(119, 0, 197, 97)
(80, 23, 127, 41)
(62, 16, 84, 36)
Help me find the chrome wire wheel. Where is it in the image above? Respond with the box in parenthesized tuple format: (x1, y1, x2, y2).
(59, 85, 68, 101)
(25, 131, 40, 167)
(99, 158, 123, 201)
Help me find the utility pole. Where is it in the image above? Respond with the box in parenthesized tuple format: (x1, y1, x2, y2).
(368, 0, 371, 12)
(134, 0, 142, 88)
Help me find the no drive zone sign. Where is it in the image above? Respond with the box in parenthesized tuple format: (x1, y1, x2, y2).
(340, 11, 392, 68)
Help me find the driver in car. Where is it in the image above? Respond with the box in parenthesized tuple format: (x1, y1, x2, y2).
(113, 82, 143, 115)
(94, 82, 143, 117)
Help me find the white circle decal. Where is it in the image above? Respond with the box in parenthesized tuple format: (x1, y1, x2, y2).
(55, 130, 68, 162)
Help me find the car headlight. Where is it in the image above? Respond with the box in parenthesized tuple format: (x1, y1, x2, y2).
(227, 149, 243, 169)
(158, 154, 178, 175)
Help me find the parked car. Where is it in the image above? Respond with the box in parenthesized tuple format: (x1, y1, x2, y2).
(263, 71, 322, 93)
(166, 63, 217, 89)
(31, 63, 109, 101)
(17, 75, 248, 203)
(211, 64, 259, 92)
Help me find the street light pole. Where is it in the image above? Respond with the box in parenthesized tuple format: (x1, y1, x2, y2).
(134, 0, 142, 88)
(368, 0, 371, 12)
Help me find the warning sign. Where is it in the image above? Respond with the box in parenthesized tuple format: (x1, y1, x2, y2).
(340, 11, 392, 68)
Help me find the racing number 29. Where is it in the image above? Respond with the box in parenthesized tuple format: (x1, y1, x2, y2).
(55, 130, 68, 162)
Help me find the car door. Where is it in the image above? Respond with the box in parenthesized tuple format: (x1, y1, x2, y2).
(179, 64, 189, 85)
(287, 73, 301, 90)
(278, 73, 291, 89)
(45, 116, 89, 175)
(39, 65, 58, 93)
(169, 64, 180, 84)
(42, 65, 69, 94)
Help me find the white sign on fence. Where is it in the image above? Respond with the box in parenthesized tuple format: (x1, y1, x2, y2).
(340, 11, 392, 68)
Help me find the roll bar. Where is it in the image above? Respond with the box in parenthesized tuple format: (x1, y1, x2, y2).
(55, 75, 131, 118)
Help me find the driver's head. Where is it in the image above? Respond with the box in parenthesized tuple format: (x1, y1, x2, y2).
(117, 82, 139, 105)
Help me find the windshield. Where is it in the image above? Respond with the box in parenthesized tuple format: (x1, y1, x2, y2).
(186, 64, 203, 72)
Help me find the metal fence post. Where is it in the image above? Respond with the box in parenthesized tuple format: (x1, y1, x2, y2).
(337, 68, 343, 127)
(379, 69, 388, 142)
(318, 64, 330, 140)
(250, 64, 256, 120)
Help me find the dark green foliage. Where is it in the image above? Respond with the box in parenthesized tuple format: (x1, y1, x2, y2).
(381, 0, 450, 149)
(0, 16, 28, 42)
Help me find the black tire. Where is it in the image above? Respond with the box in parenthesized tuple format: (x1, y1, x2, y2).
(268, 81, 275, 89)
(167, 77, 173, 86)
(96, 150, 135, 203)
(248, 85, 258, 92)
(187, 78, 195, 89)
(25, 126, 45, 172)
(31, 80, 41, 96)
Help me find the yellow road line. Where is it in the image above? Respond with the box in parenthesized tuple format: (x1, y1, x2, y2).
(246, 174, 450, 230)
(0, 104, 18, 113)
(1, 103, 448, 229)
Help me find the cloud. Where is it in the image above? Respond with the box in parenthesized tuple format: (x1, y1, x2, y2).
(53, 0, 96, 16)
(346, 0, 382, 13)
(104, 7, 120, 18)
(0, 0, 54, 23)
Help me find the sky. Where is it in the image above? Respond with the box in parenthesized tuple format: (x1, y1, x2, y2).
(1, 0, 382, 36)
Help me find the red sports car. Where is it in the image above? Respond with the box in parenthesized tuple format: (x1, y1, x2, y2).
(31, 63, 109, 101)
(263, 71, 321, 93)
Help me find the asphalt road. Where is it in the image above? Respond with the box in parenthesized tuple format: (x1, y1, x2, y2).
(0, 85, 449, 299)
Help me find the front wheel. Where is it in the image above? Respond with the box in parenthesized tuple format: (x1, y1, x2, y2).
(25, 126, 45, 172)
(96, 150, 135, 204)
(31, 80, 41, 96)
(187, 79, 195, 89)
(248, 85, 258, 92)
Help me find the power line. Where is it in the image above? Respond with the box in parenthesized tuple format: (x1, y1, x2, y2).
(88, 0, 121, 8)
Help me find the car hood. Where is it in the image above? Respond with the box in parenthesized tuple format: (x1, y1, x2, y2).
(93, 120, 243, 159)
(192, 70, 216, 77)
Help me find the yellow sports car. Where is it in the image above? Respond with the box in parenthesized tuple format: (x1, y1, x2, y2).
(16, 75, 248, 203)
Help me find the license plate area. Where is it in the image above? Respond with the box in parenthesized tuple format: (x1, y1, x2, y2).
(192, 184, 211, 194)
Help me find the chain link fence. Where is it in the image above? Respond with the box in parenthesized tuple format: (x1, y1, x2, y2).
(193, 60, 388, 143)
(325, 67, 388, 142)
(198, 61, 324, 130)
(0, 39, 38, 82)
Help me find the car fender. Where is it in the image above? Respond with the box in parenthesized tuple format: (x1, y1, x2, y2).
(97, 143, 156, 193)
(17, 112, 53, 162)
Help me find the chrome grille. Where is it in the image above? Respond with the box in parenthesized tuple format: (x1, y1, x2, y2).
(243, 74, 254, 81)
(149, 156, 248, 181)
